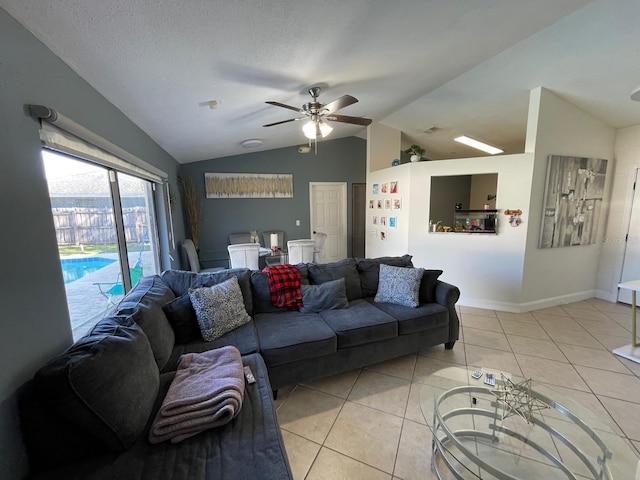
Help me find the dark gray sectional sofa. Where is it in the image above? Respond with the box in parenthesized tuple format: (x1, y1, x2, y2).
(20, 255, 460, 480)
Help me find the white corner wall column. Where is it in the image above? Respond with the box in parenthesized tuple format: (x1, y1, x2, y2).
(520, 88, 615, 306)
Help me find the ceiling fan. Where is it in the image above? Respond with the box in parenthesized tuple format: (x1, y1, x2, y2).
(263, 87, 372, 141)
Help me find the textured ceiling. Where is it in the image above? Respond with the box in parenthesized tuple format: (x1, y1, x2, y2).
(3, 1, 640, 163)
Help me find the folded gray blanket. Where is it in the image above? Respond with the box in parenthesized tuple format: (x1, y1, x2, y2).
(148, 345, 245, 444)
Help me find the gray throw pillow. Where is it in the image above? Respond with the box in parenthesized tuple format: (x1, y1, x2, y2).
(189, 276, 251, 341)
(307, 258, 362, 301)
(356, 255, 414, 297)
(374, 264, 424, 308)
(162, 294, 201, 343)
(300, 278, 349, 313)
(419, 269, 443, 304)
(191, 268, 253, 315)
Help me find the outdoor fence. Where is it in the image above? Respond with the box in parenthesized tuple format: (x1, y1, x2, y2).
(52, 207, 149, 245)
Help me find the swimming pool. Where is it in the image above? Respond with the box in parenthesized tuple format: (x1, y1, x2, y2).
(60, 257, 116, 284)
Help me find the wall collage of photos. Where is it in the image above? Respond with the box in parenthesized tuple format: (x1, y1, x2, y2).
(369, 180, 402, 242)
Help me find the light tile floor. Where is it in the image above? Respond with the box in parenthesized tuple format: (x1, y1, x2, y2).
(275, 299, 640, 479)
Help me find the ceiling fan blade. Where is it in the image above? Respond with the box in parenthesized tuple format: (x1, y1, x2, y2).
(325, 114, 372, 126)
(322, 95, 358, 114)
(266, 101, 304, 113)
(263, 117, 303, 127)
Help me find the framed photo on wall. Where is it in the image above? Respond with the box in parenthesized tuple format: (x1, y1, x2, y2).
(539, 155, 608, 248)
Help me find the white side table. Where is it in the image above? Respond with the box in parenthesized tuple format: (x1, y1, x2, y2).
(613, 280, 640, 363)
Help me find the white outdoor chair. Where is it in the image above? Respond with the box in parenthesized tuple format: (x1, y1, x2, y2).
(312, 232, 327, 263)
(182, 239, 223, 273)
(227, 243, 260, 270)
(287, 239, 316, 264)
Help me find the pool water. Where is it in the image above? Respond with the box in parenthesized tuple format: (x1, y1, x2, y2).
(61, 257, 116, 284)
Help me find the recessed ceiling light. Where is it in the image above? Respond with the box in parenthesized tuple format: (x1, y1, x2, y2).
(454, 135, 503, 155)
(240, 139, 263, 148)
(631, 86, 640, 101)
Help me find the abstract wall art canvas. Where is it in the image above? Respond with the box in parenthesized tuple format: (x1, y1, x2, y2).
(205, 173, 293, 198)
(539, 155, 607, 248)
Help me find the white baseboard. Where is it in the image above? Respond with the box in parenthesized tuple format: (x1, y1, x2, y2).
(458, 290, 604, 313)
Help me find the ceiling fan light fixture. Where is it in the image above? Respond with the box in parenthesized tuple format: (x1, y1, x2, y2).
(454, 135, 503, 155)
(319, 119, 333, 138)
(303, 121, 317, 139)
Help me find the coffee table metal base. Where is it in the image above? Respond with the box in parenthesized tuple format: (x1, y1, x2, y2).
(432, 384, 613, 479)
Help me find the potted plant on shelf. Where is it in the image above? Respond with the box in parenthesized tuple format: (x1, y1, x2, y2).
(404, 144, 426, 162)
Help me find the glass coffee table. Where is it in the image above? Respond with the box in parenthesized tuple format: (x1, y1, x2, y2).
(420, 366, 640, 479)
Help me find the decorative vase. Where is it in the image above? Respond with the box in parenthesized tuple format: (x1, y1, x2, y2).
(410, 154, 421, 162)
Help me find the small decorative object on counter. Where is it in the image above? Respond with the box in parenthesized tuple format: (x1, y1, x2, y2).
(504, 209, 523, 227)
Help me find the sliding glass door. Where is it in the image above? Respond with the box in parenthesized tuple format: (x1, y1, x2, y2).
(43, 149, 161, 339)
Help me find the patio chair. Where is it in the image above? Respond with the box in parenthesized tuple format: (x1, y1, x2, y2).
(227, 243, 260, 270)
(94, 257, 143, 313)
(287, 239, 315, 264)
(312, 232, 327, 263)
(228, 232, 252, 245)
(181, 239, 223, 272)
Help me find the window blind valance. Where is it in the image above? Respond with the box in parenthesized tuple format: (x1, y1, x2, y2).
(29, 105, 167, 183)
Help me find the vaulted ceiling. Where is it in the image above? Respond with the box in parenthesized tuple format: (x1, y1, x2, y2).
(3, 0, 639, 163)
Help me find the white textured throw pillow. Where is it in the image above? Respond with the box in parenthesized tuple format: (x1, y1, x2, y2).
(188, 276, 251, 341)
(374, 264, 425, 308)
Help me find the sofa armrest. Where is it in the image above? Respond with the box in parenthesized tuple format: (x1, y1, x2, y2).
(434, 280, 460, 345)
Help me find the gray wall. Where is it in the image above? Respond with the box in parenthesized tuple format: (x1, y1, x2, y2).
(180, 137, 367, 268)
(0, 8, 183, 479)
(429, 175, 472, 227)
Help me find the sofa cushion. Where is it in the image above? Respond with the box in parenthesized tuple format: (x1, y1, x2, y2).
(356, 255, 413, 297)
(163, 321, 259, 373)
(33, 317, 159, 452)
(28, 354, 294, 479)
(160, 269, 197, 296)
(251, 271, 288, 314)
(374, 264, 424, 308)
(308, 258, 362, 301)
(163, 294, 202, 343)
(419, 269, 443, 304)
(189, 276, 251, 341)
(116, 275, 176, 369)
(191, 268, 253, 315)
(366, 298, 449, 335)
(254, 311, 337, 367)
(300, 278, 349, 313)
(319, 299, 397, 348)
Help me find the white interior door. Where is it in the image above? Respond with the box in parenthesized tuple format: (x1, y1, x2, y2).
(310, 182, 347, 263)
(619, 169, 640, 305)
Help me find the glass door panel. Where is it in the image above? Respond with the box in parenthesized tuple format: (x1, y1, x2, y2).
(43, 150, 122, 340)
(117, 172, 160, 284)
(43, 150, 163, 340)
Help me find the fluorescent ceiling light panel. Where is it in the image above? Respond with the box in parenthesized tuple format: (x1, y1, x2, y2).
(454, 135, 503, 155)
